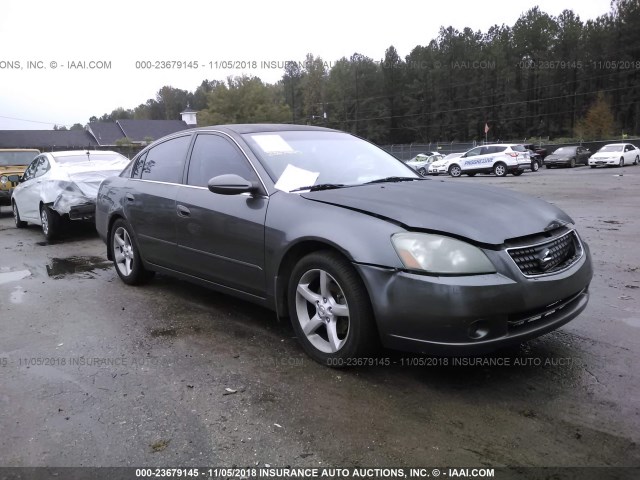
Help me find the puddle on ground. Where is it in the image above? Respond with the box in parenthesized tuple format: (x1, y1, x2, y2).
(0, 269, 32, 285)
(46, 256, 112, 278)
(10, 286, 25, 304)
(622, 318, 640, 328)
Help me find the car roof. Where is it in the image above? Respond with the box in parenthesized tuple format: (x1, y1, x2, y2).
(191, 124, 338, 135)
(48, 150, 120, 157)
(0, 148, 40, 152)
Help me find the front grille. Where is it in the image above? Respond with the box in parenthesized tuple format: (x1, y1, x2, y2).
(507, 230, 582, 277)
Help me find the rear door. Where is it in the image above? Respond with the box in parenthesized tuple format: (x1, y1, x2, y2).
(175, 132, 268, 296)
(125, 134, 192, 269)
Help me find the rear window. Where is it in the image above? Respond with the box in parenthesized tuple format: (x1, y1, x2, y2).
(0, 151, 39, 166)
(554, 147, 576, 154)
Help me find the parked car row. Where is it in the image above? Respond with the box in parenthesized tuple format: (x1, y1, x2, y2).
(406, 142, 640, 177)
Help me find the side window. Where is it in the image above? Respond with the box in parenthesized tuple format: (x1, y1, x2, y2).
(22, 158, 39, 181)
(488, 146, 506, 154)
(140, 135, 191, 183)
(465, 147, 483, 157)
(187, 134, 257, 188)
(34, 158, 50, 177)
(131, 152, 148, 179)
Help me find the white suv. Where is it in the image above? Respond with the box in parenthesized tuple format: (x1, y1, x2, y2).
(447, 144, 531, 177)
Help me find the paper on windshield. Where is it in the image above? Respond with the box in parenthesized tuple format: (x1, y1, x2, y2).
(274, 164, 319, 193)
(252, 135, 295, 155)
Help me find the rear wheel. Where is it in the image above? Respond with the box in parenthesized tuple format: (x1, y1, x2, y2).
(449, 164, 462, 177)
(111, 219, 154, 285)
(531, 160, 540, 172)
(493, 162, 507, 177)
(12, 202, 27, 228)
(288, 251, 378, 366)
(40, 205, 60, 241)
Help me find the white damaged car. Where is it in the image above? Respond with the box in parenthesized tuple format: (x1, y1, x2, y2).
(11, 150, 129, 240)
(428, 152, 463, 175)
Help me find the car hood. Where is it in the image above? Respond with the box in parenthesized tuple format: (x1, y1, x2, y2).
(0, 165, 28, 175)
(301, 180, 573, 245)
(591, 152, 620, 159)
(547, 153, 575, 160)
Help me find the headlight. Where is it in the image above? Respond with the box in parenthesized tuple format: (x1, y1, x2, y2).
(0, 175, 7, 185)
(392, 233, 496, 274)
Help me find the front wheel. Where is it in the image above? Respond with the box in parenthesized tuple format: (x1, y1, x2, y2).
(417, 167, 427, 176)
(111, 219, 154, 285)
(619, 158, 624, 167)
(493, 163, 507, 177)
(449, 164, 462, 177)
(40, 205, 60, 241)
(288, 251, 378, 366)
(634, 156, 639, 166)
(13, 202, 27, 228)
(570, 158, 576, 168)
(531, 160, 540, 172)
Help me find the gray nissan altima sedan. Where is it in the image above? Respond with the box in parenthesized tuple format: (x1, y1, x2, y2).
(95, 124, 593, 366)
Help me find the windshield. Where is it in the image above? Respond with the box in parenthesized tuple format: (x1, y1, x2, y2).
(599, 145, 623, 153)
(54, 153, 128, 165)
(0, 151, 39, 166)
(243, 131, 418, 190)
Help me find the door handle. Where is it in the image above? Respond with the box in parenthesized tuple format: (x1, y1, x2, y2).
(176, 204, 190, 217)
(125, 193, 135, 203)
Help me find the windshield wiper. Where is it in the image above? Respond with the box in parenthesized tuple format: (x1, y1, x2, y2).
(289, 183, 349, 192)
(363, 176, 421, 185)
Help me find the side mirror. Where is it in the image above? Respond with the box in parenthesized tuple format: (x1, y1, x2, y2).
(208, 174, 259, 195)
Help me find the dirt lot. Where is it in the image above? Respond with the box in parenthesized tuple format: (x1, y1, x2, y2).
(0, 166, 638, 472)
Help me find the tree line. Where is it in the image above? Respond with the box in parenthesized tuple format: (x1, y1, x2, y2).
(90, 0, 640, 145)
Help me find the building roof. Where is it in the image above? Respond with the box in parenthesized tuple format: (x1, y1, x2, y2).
(180, 107, 197, 114)
(116, 120, 189, 143)
(0, 130, 97, 149)
(87, 122, 125, 146)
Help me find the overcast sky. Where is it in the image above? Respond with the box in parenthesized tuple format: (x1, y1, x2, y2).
(0, 0, 613, 130)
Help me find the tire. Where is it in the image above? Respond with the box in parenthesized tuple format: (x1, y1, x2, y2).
(418, 167, 427, 176)
(512, 170, 523, 176)
(288, 250, 378, 366)
(110, 218, 154, 285)
(531, 160, 540, 172)
(466, 172, 477, 177)
(493, 162, 507, 177)
(449, 164, 462, 177)
(12, 202, 27, 228)
(40, 204, 60, 241)
(570, 158, 576, 168)
(634, 156, 639, 166)
(619, 157, 624, 167)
